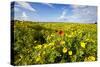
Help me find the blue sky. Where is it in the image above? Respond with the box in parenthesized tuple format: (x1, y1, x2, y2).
(11, 1, 97, 23)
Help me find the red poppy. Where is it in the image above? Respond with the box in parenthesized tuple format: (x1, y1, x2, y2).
(55, 30, 64, 36)
(59, 30, 64, 36)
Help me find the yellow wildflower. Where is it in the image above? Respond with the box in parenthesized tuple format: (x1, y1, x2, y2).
(35, 45, 42, 49)
(60, 41, 65, 45)
(51, 34, 55, 37)
(88, 56, 95, 61)
(49, 42, 55, 46)
(84, 56, 96, 61)
(80, 42, 86, 48)
(43, 44, 48, 48)
(37, 45, 42, 49)
(36, 56, 41, 62)
(63, 47, 68, 53)
(68, 50, 72, 55)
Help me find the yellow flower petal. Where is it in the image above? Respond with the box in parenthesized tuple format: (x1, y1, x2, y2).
(49, 42, 55, 46)
(80, 42, 86, 48)
(63, 47, 68, 53)
(38, 45, 42, 49)
(60, 41, 65, 45)
(88, 56, 95, 61)
(36, 56, 41, 62)
(68, 50, 72, 55)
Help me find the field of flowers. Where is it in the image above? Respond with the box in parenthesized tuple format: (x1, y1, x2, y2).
(11, 20, 97, 65)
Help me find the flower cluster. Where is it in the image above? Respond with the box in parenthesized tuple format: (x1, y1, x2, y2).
(13, 21, 97, 65)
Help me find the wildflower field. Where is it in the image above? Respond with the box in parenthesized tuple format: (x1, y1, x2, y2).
(11, 20, 97, 65)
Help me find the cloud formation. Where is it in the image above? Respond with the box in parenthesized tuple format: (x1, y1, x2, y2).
(59, 10, 66, 20)
(71, 5, 97, 23)
(22, 12, 27, 20)
(13, 2, 97, 23)
(41, 3, 54, 8)
(58, 5, 97, 23)
(16, 1, 36, 12)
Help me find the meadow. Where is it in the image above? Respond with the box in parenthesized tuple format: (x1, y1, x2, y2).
(11, 20, 97, 65)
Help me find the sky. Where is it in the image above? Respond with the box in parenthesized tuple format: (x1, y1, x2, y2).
(11, 1, 97, 23)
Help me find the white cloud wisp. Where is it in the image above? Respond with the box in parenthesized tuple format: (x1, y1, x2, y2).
(16, 1, 36, 12)
(58, 5, 97, 23)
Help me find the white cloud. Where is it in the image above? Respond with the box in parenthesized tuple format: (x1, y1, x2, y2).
(58, 9, 68, 21)
(41, 3, 54, 8)
(59, 10, 66, 19)
(57, 5, 97, 23)
(16, 1, 36, 12)
(70, 6, 97, 23)
(21, 12, 28, 20)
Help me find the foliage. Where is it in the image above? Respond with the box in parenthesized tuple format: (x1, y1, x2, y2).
(12, 21, 97, 65)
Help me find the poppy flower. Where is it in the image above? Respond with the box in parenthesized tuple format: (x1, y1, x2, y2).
(55, 30, 64, 36)
(58, 30, 64, 36)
